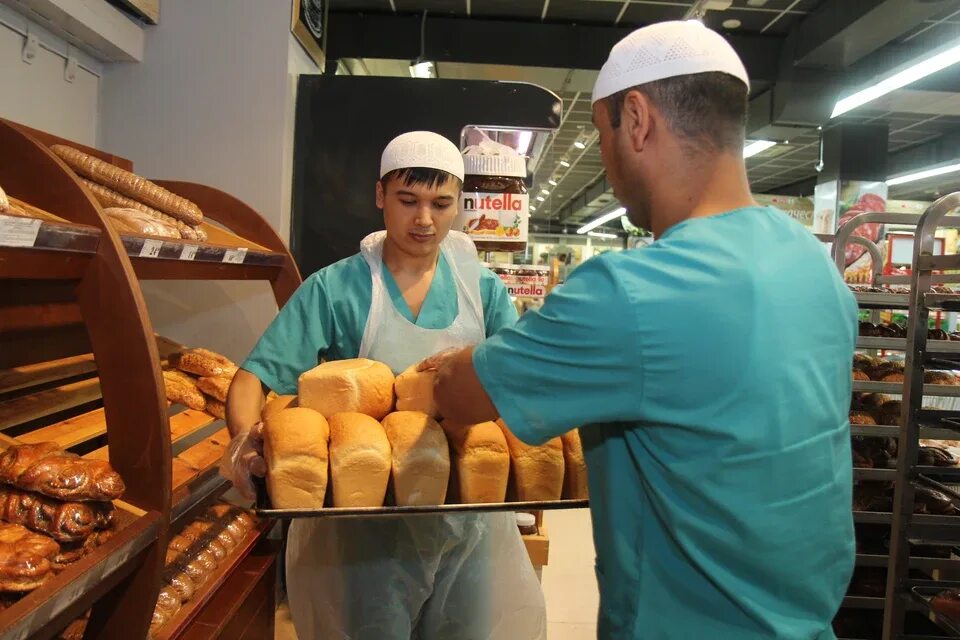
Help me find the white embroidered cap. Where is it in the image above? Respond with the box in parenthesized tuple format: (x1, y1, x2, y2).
(592, 20, 749, 104)
(380, 131, 465, 181)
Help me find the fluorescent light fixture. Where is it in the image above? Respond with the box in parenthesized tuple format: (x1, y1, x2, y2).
(577, 207, 627, 235)
(572, 130, 590, 151)
(832, 41, 960, 118)
(559, 157, 571, 168)
(540, 188, 550, 195)
(547, 177, 558, 186)
(887, 161, 960, 186)
(409, 61, 435, 78)
(588, 231, 617, 239)
(743, 140, 776, 158)
(516, 131, 533, 155)
(573, 140, 587, 150)
(530, 206, 536, 211)
(536, 195, 546, 202)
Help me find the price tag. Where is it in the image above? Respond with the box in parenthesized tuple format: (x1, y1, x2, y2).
(0, 215, 42, 248)
(222, 248, 248, 264)
(179, 244, 198, 261)
(139, 239, 163, 258)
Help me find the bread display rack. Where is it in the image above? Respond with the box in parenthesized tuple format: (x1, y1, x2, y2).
(824, 200, 960, 639)
(0, 118, 300, 639)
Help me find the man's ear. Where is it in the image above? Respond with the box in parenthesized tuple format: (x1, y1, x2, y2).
(622, 90, 653, 154)
(375, 180, 385, 209)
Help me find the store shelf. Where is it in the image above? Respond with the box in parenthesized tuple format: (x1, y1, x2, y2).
(856, 553, 960, 571)
(152, 519, 275, 640)
(855, 511, 893, 524)
(855, 468, 897, 480)
(842, 596, 886, 610)
(858, 337, 960, 353)
(910, 584, 960, 637)
(926, 293, 960, 312)
(854, 292, 911, 309)
(853, 380, 960, 397)
(0, 509, 160, 640)
(852, 424, 960, 440)
(122, 233, 286, 282)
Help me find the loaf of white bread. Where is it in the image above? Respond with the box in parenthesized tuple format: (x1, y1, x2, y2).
(497, 419, 564, 502)
(381, 411, 449, 506)
(299, 359, 395, 419)
(329, 413, 391, 507)
(262, 408, 329, 509)
(442, 420, 509, 504)
(561, 429, 589, 500)
(262, 394, 297, 421)
(394, 365, 438, 417)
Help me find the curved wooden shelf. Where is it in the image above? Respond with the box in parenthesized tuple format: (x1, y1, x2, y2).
(0, 119, 302, 639)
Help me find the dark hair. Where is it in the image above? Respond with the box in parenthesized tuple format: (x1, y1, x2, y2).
(604, 72, 747, 153)
(380, 167, 462, 190)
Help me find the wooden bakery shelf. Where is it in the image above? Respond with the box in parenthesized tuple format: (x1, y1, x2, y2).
(153, 519, 275, 640)
(0, 118, 302, 639)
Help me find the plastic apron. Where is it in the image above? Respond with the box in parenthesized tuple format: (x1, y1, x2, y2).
(286, 231, 546, 640)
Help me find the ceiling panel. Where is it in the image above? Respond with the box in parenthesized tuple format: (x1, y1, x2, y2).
(393, 0, 467, 15)
(545, 0, 624, 24)
(329, 0, 394, 10)
(468, 0, 544, 20)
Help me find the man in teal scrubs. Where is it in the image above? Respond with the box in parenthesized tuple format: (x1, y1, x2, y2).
(425, 21, 856, 639)
(222, 131, 545, 639)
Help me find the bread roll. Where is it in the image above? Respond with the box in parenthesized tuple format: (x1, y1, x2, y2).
(262, 394, 298, 420)
(560, 429, 589, 500)
(394, 365, 438, 417)
(381, 412, 449, 506)
(497, 419, 564, 501)
(263, 408, 329, 509)
(299, 359, 395, 419)
(442, 420, 509, 504)
(329, 413, 391, 508)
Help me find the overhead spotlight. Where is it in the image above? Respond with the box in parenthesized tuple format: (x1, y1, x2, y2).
(409, 60, 436, 78)
(559, 157, 571, 168)
(540, 188, 550, 196)
(548, 177, 559, 186)
(572, 130, 590, 150)
(536, 195, 546, 202)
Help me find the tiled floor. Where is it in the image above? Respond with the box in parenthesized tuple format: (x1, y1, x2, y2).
(273, 508, 600, 639)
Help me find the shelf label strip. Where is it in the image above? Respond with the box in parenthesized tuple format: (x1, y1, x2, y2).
(222, 248, 248, 264)
(139, 239, 163, 258)
(180, 244, 198, 261)
(0, 215, 42, 248)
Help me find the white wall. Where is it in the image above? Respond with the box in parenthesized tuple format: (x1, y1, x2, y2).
(100, 0, 318, 361)
(0, 16, 99, 144)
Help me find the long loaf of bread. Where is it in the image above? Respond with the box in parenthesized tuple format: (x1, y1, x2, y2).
(561, 430, 589, 500)
(497, 419, 564, 502)
(52, 145, 203, 225)
(329, 412, 391, 508)
(263, 408, 330, 509)
(381, 412, 449, 506)
(442, 420, 510, 504)
(79, 178, 205, 241)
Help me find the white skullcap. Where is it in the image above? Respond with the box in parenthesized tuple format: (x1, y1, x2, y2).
(592, 20, 749, 104)
(380, 131, 465, 181)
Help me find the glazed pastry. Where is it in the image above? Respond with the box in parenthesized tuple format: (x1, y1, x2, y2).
(925, 371, 958, 385)
(155, 584, 181, 617)
(877, 400, 903, 427)
(172, 349, 237, 378)
(914, 485, 957, 515)
(149, 605, 170, 638)
(853, 483, 893, 512)
(0, 487, 113, 542)
(858, 321, 878, 337)
(0, 443, 124, 502)
(852, 369, 870, 382)
(163, 567, 196, 603)
(853, 353, 876, 373)
(0, 523, 60, 591)
(849, 412, 876, 426)
(918, 446, 957, 467)
(930, 328, 949, 341)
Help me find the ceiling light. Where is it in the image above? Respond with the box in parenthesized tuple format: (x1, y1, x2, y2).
(588, 232, 617, 239)
(832, 40, 960, 118)
(540, 188, 550, 196)
(547, 177, 558, 186)
(573, 140, 586, 150)
(516, 131, 533, 155)
(577, 207, 627, 235)
(536, 195, 546, 202)
(530, 206, 536, 211)
(559, 157, 571, 168)
(409, 61, 436, 79)
(743, 140, 777, 158)
(747, 0, 767, 5)
(887, 161, 960, 186)
(722, 19, 741, 29)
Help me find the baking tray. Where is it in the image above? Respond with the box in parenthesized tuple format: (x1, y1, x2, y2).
(852, 380, 960, 397)
(253, 479, 588, 519)
(911, 584, 960, 636)
(853, 292, 911, 309)
(857, 336, 960, 353)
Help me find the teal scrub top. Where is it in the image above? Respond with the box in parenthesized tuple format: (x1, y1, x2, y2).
(473, 207, 857, 640)
(243, 252, 517, 394)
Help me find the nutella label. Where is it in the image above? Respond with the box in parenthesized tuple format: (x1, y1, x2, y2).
(456, 192, 530, 243)
(484, 263, 548, 299)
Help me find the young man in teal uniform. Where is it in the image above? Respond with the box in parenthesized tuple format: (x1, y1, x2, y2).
(425, 21, 857, 640)
(222, 131, 545, 639)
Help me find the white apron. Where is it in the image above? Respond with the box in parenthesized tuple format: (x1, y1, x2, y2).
(287, 231, 546, 640)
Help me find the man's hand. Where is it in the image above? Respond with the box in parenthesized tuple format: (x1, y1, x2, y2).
(426, 347, 499, 424)
(220, 422, 266, 499)
(416, 348, 460, 373)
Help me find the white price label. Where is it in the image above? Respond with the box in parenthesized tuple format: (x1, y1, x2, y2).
(222, 248, 248, 264)
(139, 239, 163, 258)
(179, 244, 198, 261)
(0, 215, 41, 248)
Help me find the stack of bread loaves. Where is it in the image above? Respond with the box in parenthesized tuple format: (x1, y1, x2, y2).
(50, 145, 207, 241)
(260, 358, 588, 510)
(163, 347, 238, 419)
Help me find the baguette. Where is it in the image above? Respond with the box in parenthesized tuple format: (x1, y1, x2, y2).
(560, 429, 589, 500)
(52, 145, 203, 225)
(104, 207, 180, 239)
(497, 419, 564, 502)
(442, 420, 509, 504)
(381, 412, 449, 506)
(203, 397, 226, 420)
(163, 371, 206, 411)
(263, 408, 330, 509)
(79, 178, 199, 239)
(197, 376, 232, 403)
(173, 348, 237, 378)
(329, 413, 391, 508)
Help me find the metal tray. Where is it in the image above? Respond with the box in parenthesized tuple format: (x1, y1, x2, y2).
(852, 380, 960, 397)
(911, 584, 960, 637)
(254, 479, 588, 519)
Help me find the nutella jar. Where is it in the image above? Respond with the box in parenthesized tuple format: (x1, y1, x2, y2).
(454, 149, 529, 253)
(516, 512, 538, 536)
